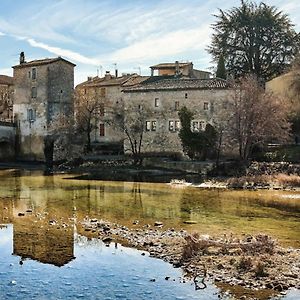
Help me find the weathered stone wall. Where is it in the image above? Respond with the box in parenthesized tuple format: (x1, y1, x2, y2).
(13, 60, 74, 161)
(0, 83, 14, 121)
(123, 88, 230, 154)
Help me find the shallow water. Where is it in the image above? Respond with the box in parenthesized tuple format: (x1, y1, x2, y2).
(0, 169, 300, 299)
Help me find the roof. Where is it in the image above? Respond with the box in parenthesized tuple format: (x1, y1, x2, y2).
(0, 75, 13, 85)
(123, 77, 228, 92)
(12, 57, 76, 69)
(150, 62, 192, 69)
(76, 74, 149, 89)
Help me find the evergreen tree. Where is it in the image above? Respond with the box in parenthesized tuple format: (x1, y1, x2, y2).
(208, 0, 300, 82)
(216, 54, 226, 79)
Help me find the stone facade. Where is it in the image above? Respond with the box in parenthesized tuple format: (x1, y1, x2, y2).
(0, 75, 14, 121)
(75, 73, 148, 149)
(13, 55, 75, 160)
(123, 77, 229, 155)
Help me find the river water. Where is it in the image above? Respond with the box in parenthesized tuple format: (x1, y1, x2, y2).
(0, 169, 299, 299)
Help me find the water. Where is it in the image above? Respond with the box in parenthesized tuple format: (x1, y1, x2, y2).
(0, 225, 219, 300)
(0, 169, 300, 299)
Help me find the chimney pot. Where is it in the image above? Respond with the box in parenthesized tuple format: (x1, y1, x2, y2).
(20, 52, 25, 64)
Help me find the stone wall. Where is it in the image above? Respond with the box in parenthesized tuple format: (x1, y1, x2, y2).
(0, 122, 16, 160)
(123, 88, 230, 154)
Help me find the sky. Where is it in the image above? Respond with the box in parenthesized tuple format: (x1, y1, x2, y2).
(0, 0, 299, 85)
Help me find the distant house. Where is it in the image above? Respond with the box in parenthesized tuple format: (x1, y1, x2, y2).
(0, 75, 14, 121)
(12, 52, 75, 160)
(150, 61, 211, 79)
(122, 77, 229, 155)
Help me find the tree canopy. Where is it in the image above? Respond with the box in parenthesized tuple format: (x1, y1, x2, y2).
(216, 54, 227, 79)
(208, 0, 300, 82)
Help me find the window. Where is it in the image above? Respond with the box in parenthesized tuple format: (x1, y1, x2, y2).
(169, 120, 181, 132)
(138, 104, 143, 110)
(99, 123, 105, 136)
(191, 120, 205, 132)
(27, 108, 36, 122)
(146, 120, 157, 131)
(146, 121, 151, 131)
(203, 102, 209, 110)
(192, 121, 199, 132)
(31, 68, 37, 80)
(100, 88, 106, 97)
(175, 101, 180, 111)
(31, 87, 37, 98)
(175, 120, 181, 131)
(151, 121, 156, 131)
(154, 98, 159, 107)
(185, 93, 188, 99)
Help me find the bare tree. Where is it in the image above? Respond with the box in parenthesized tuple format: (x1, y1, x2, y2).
(74, 88, 104, 152)
(225, 75, 291, 161)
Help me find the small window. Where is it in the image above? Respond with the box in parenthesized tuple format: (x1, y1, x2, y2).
(138, 104, 143, 110)
(27, 108, 36, 122)
(100, 88, 106, 97)
(185, 93, 188, 99)
(146, 121, 151, 131)
(192, 121, 199, 132)
(175, 101, 180, 111)
(169, 120, 174, 131)
(151, 121, 157, 131)
(99, 123, 105, 136)
(154, 98, 159, 107)
(31, 68, 37, 80)
(199, 121, 205, 130)
(84, 88, 87, 95)
(175, 120, 181, 131)
(31, 87, 37, 98)
(203, 102, 209, 110)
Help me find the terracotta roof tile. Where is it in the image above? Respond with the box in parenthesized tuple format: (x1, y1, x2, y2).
(0, 75, 13, 85)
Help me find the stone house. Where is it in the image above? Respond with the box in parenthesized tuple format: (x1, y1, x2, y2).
(122, 77, 229, 155)
(0, 75, 14, 121)
(75, 72, 148, 153)
(13, 53, 75, 160)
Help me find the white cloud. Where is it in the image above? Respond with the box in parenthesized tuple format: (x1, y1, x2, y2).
(0, 31, 5, 36)
(104, 25, 212, 63)
(26, 38, 101, 66)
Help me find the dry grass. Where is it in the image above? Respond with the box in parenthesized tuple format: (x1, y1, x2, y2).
(227, 173, 300, 188)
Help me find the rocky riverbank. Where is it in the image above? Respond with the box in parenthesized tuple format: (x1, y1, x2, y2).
(79, 217, 300, 299)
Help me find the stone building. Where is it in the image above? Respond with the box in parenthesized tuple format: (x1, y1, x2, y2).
(13, 53, 75, 160)
(0, 75, 14, 121)
(75, 72, 148, 153)
(122, 77, 229, 155)
(150, 61, 211, 79)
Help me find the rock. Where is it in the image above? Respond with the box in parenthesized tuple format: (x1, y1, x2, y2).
(165, 276, 170, 280)
(154, 221, 163, 227)
(102, 237, 112, 243)
(133, 220, 139, 225)
(18, 212, 25, 217)
(26, 209, 33, 213)
(183, 220, 198, 224)
(90, 218, 98, 223)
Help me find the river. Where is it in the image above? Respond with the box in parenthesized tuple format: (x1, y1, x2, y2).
(0, 169, 299, 299)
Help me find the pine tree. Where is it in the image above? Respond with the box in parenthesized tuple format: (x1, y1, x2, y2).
(216, 54, 226, 79)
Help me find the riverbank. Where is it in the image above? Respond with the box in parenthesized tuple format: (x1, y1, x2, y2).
(79, 217, 300, 299)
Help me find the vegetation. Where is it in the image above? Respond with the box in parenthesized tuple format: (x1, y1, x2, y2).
(208, 0, 300, 81)
(216, 54, 227, 79)
(222, 75, 291, 161)
(178, 106, 217, 160)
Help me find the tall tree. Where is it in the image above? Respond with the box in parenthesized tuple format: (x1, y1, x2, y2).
(216, 54, 227, 79)
(208, 0, 300, 81)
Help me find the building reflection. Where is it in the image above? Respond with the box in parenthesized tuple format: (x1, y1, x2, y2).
(13, 220, 75, 267)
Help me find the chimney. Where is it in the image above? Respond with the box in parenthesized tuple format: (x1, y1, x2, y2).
(175, 61, 180, 76)
(115, 69, 118, 78)
(19, 52, 25, 64)
(104, 71, 111, 79)
(87, 76, 92, 81)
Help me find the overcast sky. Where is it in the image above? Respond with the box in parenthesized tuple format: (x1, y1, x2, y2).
(0, 0, 299, 85)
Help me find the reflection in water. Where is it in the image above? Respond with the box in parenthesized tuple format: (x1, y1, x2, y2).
(13, 222, 75, 267)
